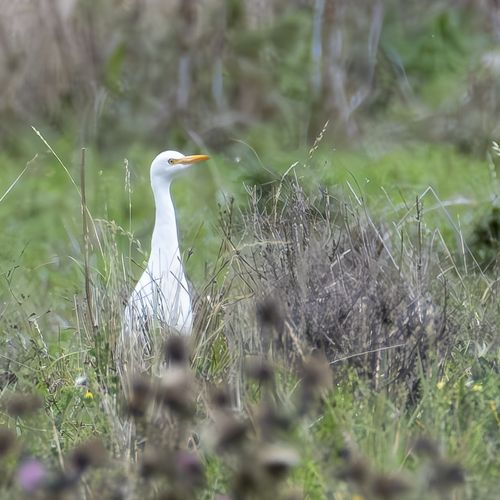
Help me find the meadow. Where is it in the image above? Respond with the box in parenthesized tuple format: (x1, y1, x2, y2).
(1, 1, 499, 499)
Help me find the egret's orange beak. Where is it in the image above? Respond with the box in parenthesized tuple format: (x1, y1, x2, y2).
(172, 154, 209, 165)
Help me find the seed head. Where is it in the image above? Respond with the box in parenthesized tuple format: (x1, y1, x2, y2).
(6, 393, 43, 418)
(300, 353, 332, 390)
(257, 298, 283, 332)
(0, 426, 16, 456)
(282, 490, 304, 500)
(140, 448, 168, 478)
(412, 436, 440, 460)
(127, 374, 152, 417)
(371, 474, 410, 499)
(297, 353, 332, 414)
(257, 401, 292, 439)
(244, 356, 275, 385)
(44, 472, 79, 494)
(215, 414, 248, 451)
(175, 450, 204, 488)
(429, 460, 465, 492)
(155, 368, 195, 417)
(258, 444, 300, 480)
(68, 439, 107, 473)
(338, 456, 371, 487)
(232, 466, 260, 497)
(210, 385, 232, 410)
(164, 335, 190, 365)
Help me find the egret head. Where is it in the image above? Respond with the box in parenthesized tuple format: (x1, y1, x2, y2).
(150, 150, 209, 184)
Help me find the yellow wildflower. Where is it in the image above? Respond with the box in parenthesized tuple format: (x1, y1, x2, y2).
(84, 390, 94, 400)
(436, 380, 445, 390)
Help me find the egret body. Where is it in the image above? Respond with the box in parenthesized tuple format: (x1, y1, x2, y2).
(118, 151, 209, 374)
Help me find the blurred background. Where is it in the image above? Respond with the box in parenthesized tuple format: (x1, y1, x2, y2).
(1, 3, 499, 496)
(1, 0, 499, 292)
(1, 0, 500, 149)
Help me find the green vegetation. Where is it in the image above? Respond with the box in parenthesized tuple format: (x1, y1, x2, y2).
(1, 135, 498, 498)
(1, 1, 499, 499)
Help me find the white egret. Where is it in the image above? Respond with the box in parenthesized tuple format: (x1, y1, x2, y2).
(118, 150, 209, 378)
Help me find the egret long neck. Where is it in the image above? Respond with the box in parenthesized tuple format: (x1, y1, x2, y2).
(150, 180, 181, 276)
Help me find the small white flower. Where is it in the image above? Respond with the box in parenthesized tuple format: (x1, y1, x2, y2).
(75, 376, 88, 388)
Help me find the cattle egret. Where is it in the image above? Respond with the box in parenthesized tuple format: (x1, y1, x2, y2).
(118, 151, 209, 377)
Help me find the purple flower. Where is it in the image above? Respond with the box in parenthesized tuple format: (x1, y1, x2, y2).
(175, 450, 204, 487)
(16, 458, 46, 492)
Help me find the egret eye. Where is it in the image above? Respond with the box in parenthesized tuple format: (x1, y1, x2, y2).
(168, 158, 175, 165)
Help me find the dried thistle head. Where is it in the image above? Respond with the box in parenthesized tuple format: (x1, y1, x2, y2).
(297, 352, 332, 414)
(174, 450, 205, 489)
(155, 368, 195, 418)
(157, 492, 184, 500)
(0, 426, 16, 456)
(371, 474, 410, 499)
(258, 444, 300, 480)
(5, 393, 43, 418)
(282, 490, 304, 500)
(140, 448, 184, 483)
(44, 471, 79, 495)
(244, 356, 275, 385)
(164, 335, 190, 365)
(210, 384, 232, 411)
(300, 352, 332, 391)
(68, 439, 107, 473)
(126, 374, 153, 417)
(140, 448, 169, 478)
(429, 460, 465, 493)
(338, 456, 372, 487)
(215, 414, 248, 451)
(412, 436, 440, 460)
(256, 297, 284, 332)
(141, 448, 204, 491)
(256, 400, 292, 439)
(232, 465, 260, 497)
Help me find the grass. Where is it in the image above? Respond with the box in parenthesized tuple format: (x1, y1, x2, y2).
(0, 130, 499, 498)
(1, 130, 496, 287)
(1, 2, 499, 496)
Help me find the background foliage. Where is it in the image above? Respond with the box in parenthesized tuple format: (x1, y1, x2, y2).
(0, 0, 499, 498)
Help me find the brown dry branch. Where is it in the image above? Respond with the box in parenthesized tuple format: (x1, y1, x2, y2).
(221, 176, 458, 402)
